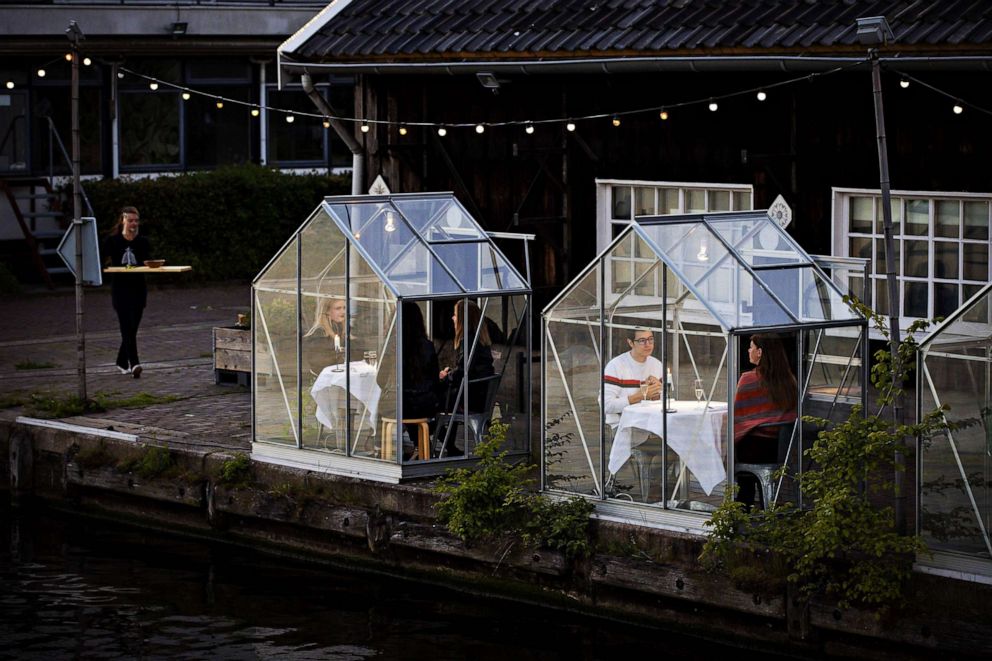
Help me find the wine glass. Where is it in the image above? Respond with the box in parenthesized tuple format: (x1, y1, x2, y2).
(639, 380, 649, 403)
(693, 378, 705, 404)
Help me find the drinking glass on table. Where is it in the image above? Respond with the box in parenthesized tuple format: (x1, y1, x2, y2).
(693, 378, 705, 403)
(364, 350, 377, 369)
(640, 380, 649, 403)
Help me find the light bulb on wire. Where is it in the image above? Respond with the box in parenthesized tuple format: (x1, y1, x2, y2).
(360, 122, 370, 133)
(37, 68, 46, 78)
(251, 108, 260, 117)
(953, 103, 964, 115)
(286, 114, 295, 123)
(83, 57, 92, 66)
(5, 81, 14, 90)
(384, 211, 397, 233)
(899, 79, 910, 89)
(65, 53, 73, 62)
(756, 90, 767, 101)
(525, 123, 534, 134)
(708, 100, 718, 112)
(659, 109, 669, 121)
(399, 126, 408, 136)
(149, 82, 158, 91)
(323, 119, 331, 129)
(437, 126, 447, 137)
(611, 114, 620, 127)
(215, 101, 223, 109)
(475, 124, 485, 134)
(566, 121, 576, 132)
(182, 92, 190, 101)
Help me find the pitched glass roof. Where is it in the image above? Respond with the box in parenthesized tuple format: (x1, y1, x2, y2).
(285, 193, 529, 298)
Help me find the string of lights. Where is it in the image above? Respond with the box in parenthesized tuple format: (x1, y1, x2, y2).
(885, 65, 992, 117)
(5, 56, 985, 128)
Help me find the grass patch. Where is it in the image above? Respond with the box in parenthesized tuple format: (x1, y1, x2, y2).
(118, 445, 179, 480)
(0, 392, 29, 409)
(15, 360, 58, 370)
(74, 439, 116, 470)
(216, 452, 253, 488)
(25, 391, 183, 418)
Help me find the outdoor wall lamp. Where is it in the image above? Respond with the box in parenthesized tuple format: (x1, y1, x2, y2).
(171, 21, 188, 37)
(476, 72, 500, 93)
(855, 16, 894, 46)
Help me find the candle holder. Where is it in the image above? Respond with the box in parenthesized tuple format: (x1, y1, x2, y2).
(332, 346, 344, 372)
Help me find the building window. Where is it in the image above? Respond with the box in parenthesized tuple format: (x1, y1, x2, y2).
(119, 90, 181, 167)
(265, 86, 329, 166)
(596, 179, 754, 301)
(832, 188, 992, 327)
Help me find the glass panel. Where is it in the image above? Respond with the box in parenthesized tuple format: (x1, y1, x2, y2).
(849, 196, 873, 233)
(612, 186, 632, 219)
(934, 242, 959, 280)
(300, 210, 349, 453)
(962, 285, 989, 323)
(544, 265, 603, 496)
(905, 281, 927, 318)
(963, 201, 989, 240)
(432, 243, 527, 292)
(905, 199, 929, 236)
(800, 269, 859, 322)
(733, 190, 751, 211)
(934, 283, 959, 319)
(119, 92, 180, 167)
(875, 197, 901, 234)
(660, 188, 679, 214)
(920, 333, 992, 561)
(391, 197, 449, 234)
(708, 189, 730, 211)
(849, 237, 871, 261)
(686, 189, 705, 212)
(418, 200, 483, 241)
(634, 187, 655, 216)
(874, 278, 889, 316)
(874, 239, 899, 275)
(486, 294, 529, 455)
(709, 215, 808, 266)
(935, 200, 960, 239)
(904, 240, 929, 278)
(349, 284, 396, 461)
(963, 243, 989, 282)
(254, 241, 300, 447)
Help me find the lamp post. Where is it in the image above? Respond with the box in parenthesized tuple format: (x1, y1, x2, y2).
(856, 15, 906, 534)
(66, 20, 86, 402)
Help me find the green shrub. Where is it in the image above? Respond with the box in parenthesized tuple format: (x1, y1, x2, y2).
(79, 165, 350, 281)
(119, 445, 176, 480)
(433, 421, 594, 560)
(216, 452, 252, 488)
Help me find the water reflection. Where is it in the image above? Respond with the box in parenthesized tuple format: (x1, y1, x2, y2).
(1, 505, 762, 659)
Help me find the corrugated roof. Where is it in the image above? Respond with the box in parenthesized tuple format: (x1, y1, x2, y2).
(286, 0, 992, 62)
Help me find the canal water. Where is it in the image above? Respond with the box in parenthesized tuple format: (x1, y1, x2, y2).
(0, 504, 773, 660)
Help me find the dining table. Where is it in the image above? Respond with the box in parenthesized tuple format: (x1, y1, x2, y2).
(310, 360, 382, 430)
(608, 399, 728, 496)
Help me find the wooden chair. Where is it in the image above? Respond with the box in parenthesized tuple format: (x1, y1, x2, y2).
(381, 417, 431, 461)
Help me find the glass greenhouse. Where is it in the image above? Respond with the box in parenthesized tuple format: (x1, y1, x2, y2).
(918, 283, 992, 579)
(252, 193, 532, 482)
(542, 211, 867, 528)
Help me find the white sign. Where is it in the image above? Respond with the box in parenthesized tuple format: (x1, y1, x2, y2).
(368, 175, 391, 195)
(57, 217, 102, 286)
(768, 194, 793, 229)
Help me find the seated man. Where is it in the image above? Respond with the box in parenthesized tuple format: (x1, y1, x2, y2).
(603, 328, 663, 427)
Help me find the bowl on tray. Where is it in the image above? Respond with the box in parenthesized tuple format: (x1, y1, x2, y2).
(144, 259, 166, 268)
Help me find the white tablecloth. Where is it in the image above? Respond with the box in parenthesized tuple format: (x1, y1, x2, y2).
(310, 362, 382, 429)
(608, 400, 728, 495)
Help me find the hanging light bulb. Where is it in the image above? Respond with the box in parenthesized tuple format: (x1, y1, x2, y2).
(5, 81, 14, 90)
(116, 71, 124, 79)
(437, 126, 447, 137)
(286, 114, 295, 123)
(756, 90, 767, 101)
(323, 119, 331, 129)
(384, 211, 397, 233)
(251, 108, 260, 117)
(65, 53, 73, 62)
(215, 101, 224, 109)
(149, 82, 159, 91)
(708, 100, 718, 112)
(611, 114, 620, 127)
(525, 123, 534, 134)
(697, 241, 709, 262)
(953, 104, 964, 114)
(899, 79, 910, 89)
(659, 109, 669, 121)
(475, 124, 485, 134)
(399, 125, 408, 136)
(37, 68, 46, 78)
(360, 122, 370, 133)
(566, 121, 576, 132)
(83, 57, 92, 66)
(182, 92, 190, 101)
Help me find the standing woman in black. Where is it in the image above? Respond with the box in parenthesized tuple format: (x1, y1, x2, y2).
(103, 206, 150, 378)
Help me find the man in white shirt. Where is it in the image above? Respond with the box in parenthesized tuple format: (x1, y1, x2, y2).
(603, 328, 662, 427)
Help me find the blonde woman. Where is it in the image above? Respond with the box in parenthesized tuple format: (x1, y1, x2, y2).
(303, 296, 347, 373)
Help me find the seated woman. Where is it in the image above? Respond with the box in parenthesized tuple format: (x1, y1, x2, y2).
(437, 301, 496, 455)
(376, 302, 441, 457)
(303, 296, 347, 375)
(733, 334, 797, 509)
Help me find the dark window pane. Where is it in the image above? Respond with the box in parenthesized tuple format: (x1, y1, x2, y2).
(267, 89, 326, 164)
(934, 242, 959, 280)
(849, 237, 871, 261)
(31, 87, 101, 174)
(611, 185, 631, 219)
(121, 59, 181, 87)
(964, 201, 989, 240)
(963, 285, 988, 323)
(905, 199, 929, 236)
(186, 86, 251, 167)
(874, 278, 889, 316)
(904, 240, 928, 278)
(874, 239, 899, 275)
(935, 200, 960, 238)
(963, 243, 989, 281)
(120, 92, 180, 166)
(934, 283, 958, 318)
(187, 59, 251, 82)
(849, 196, 873, 233)
(0, 91, 29, 173)
(905, 281, 927, 318)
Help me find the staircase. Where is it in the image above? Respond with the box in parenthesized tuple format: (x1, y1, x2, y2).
(0, 176, 70, 287)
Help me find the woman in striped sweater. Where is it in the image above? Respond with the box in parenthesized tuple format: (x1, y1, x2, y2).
(733, 334, 797, 508)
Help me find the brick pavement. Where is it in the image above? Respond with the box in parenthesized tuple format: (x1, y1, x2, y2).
(0, 283, 253, 452)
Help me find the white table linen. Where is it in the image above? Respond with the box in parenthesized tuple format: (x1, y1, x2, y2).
(608, 400, 728, 495)
(310, 361, 382, 429)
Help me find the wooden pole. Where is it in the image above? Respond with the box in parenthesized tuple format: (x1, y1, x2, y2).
(68, 21, 86, 402)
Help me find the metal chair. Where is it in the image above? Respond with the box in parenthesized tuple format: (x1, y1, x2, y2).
(734, 421, 795, 510)
(436, 373, 501, 457)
